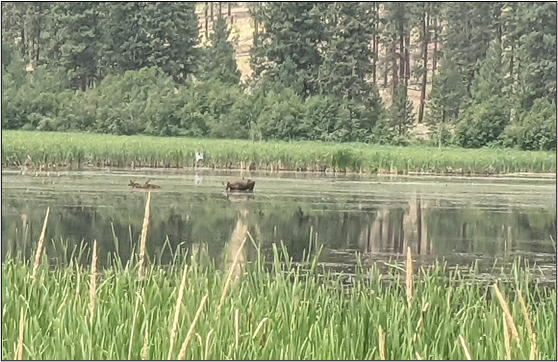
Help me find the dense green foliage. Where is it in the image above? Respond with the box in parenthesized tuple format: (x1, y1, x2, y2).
(1, 2, 556, 150)
(2, 235, 556, 359)
(2, 131, 556, 174)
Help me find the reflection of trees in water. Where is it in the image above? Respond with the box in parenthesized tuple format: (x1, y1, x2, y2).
(358, 194, 556, 258)
(2, 191, 556, 266)
(359, 193, 429, 255)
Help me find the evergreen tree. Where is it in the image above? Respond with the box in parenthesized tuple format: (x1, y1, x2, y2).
(49, 2, 102, 90)
(250, 2, 327, 97)
(1, 40, 16, 67)
(98, 2, 146, 75)
(202, 15, 240, 85)
(389, 84, 415, 137)
(319, 2, 376, 102)
(513, 2, 557, 109)
(140, 2, 200, 82)
(427, 56, 467, 126)
(382, 2, 413, 92)
(471, 40, 507, 103)
(1, 2, 52, 64)
(441, 2, 497, 96)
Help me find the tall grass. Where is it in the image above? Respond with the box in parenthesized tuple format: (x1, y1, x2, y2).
(1, 241, 556, 359)
(3, 130, 556, 174)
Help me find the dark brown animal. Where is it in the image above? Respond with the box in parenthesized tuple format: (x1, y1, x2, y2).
(225, 178, 256, 192)
(128, 179, 161, 189)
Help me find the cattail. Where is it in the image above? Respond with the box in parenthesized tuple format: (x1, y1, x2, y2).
(502, 312, 511, 360)
(492, 284, 519, 343)
(235, 309, 240, 349)
(517, 290, 537, 360)
(167, 264, 190, 360)
(459, 335, 471, 360)
(31, 207, 50, 280)
(177, 294, 208, 360)
(15, 307, 26, 360)
(406, 247, 413, 307)
(89, 240, 98, 325)
(204, 329, 215, 360)
(378, 325, 385, 360)
(127, 297, 141, 360)
(252, 318, 269, 339)
(138, 192, 152, 280)
(218, 237, 247, 312)
(141, 322, 150, 360)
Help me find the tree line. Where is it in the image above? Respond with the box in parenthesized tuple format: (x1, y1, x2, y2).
(2, 2, 556, 150)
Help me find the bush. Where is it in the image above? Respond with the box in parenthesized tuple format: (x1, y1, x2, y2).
(454, 97, 510, 148)
(502, 99, 557, 151)
(2, 61, 71, 130)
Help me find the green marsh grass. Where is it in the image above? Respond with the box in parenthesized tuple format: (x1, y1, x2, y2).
(2, 238, 556, 359)
(3, 130, 556, 174)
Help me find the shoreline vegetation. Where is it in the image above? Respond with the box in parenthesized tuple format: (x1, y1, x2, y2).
(2, 131, 556, 175)
(1, 199, 556, 360)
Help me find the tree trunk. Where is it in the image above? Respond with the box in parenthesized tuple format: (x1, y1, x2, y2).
(392, 40, 399, 92)
(399, 30, 405, 85)
(383, 44, 389, 88)
(418, 10, 430, 124)
(204, 2, 209, 39)
(372, 2, 377, 85)
(35, 26, 41, 62)
(509, 43, 514, 79)
(210, 2, 214, 20)
(405, 34, 410, 86)
(228, 2, 232, 17)
(218, 2, 222, 17)
(254, 10, 259, 47)
(20, 28, 26, 58)
(432, 16, 438, 77)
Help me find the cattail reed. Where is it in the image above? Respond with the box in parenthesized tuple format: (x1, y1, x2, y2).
(517, 290, 537, 360)
(137, 192, 152, 280)
(378, 325, 385, 360)
(502, 312, 511, 360)
(459, 335, 471, 360)
(218, 237, 247, 312)
(31, 207, 50, 281)
(177, 294, 208, 360)
(141, 322, 150, 360)
(89, 240, 98, 325)
(15, 307, 25, 360)
(167, 264, 190, 360)
(406, 246, 413, 307)
(492, 284, 519, 343)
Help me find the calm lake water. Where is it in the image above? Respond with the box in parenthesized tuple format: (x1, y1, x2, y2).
(2, 169, 556, 282)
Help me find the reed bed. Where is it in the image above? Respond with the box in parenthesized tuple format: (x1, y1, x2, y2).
(3, 130, 556, 174)
(1, 242, 556, 360)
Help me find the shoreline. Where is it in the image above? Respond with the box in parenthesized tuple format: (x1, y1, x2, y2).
(3, 165, 556, 180)
(3, 130, 556, 175)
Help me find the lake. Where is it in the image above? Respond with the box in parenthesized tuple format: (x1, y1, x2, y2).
(2, 169, 556, 282)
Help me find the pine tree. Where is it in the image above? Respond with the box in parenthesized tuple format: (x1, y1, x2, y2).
(141, 2, 200, 82)
(250, 2, 327, 97)
(513, 2, 557, 109)
(202, 15, 240, 85)
(389, 84, 415, 137)
(441, 2, 497, 96)
(384, 2, 412, 94)
(1, 2, 52, 64)
(415, 2, 440, 123)
(49, 2, 102, 90)
(471, 40, 507, 103)
(99, 2, 146, 76)
(427, 56, 467, 126)
(1, 40, 16, 67)
(319, 2, 377, 102)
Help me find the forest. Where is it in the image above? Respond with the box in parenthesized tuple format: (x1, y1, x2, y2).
(1, 2, 556, 150)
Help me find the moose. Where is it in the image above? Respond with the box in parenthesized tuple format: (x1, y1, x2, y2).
(224, 178, 256, 192)
(128, 179, 161, 190)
